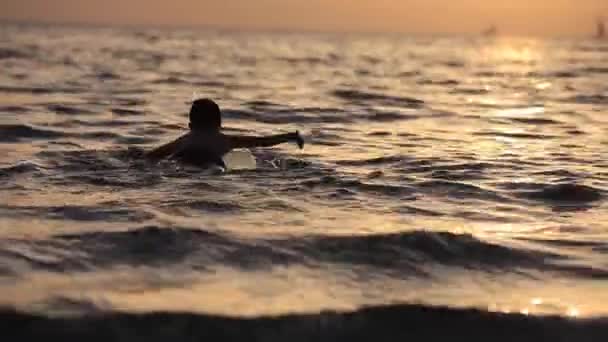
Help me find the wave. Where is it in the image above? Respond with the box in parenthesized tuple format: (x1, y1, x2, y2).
(528, 70, 579, 78)
(47, 104, 97, 116)
(0, 85, 85, 94)
(165, 199, 244, 213)
(367, 131, 392, 137)
(417, 78, 459, 86)
(92, 70, 121, 80)
(450, 87, 489, 95)
(507, 118, 561, 125)
(474, 131, 557, 140)
(288, 230, 555, 274)
(104, 97, 147, 107)
(0, 105, 30, 114)
(578, 46, 608, 52)
(517, 183, 603, 203)
(111, 108, 145, 116)
(367, 111, 420, 122)
(0, 124, 66, 142)
(32, 147, 309, 189)
(0, 204, 153, 222)
(3, 227, 600, 278)
(223, 109, 349, 124)
(33, 148, 153, 184)
(336, 157, 491, 181)
(1, 304, 605, 342)
(277, 56, 335, 65)
(0, 226, 294, 272)
(0, 47, 32, 60)
(0, 161, 43, 177)
(565, 94, 608, 105)
(335, 155, 406, 166)
(223, 107, 426, 124)
(301, 176, 416, 198)
(537, 67, 608, 77)
(474, 71, 518, 77)
(150, 76, 190, 85)
(331, 89, 425, 107)
(53, 118, 147, 129)
(518, 237, 607, 250)
(531, 169, 583, 178)
(578, 67, 608, 74)
(416, 180, 506, 201)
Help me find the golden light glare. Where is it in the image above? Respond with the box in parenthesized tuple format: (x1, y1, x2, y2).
(567, 307, 580, 318)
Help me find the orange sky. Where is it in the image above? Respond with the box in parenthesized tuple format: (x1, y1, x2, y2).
(1, 0, 606, 36)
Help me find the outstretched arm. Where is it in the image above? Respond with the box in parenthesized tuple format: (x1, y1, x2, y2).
(228, 131, 304, 150)
(145, 135, 187, 160)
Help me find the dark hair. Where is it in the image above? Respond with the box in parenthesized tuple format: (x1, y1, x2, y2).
(189, 98, 221, 131)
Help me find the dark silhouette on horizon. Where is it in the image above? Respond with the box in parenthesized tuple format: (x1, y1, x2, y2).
(596, 17, 606, 39)
(482, 25, 498, 37)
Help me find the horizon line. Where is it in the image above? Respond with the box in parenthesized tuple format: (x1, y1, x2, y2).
(0, 17, 593, 39)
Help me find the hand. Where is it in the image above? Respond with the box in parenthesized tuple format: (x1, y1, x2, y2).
(291, 130, 304, 149)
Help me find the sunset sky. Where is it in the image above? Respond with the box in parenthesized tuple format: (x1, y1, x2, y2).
(1, 0, 607, 36)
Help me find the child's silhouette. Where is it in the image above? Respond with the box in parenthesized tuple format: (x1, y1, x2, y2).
(146, 99, 304, 168)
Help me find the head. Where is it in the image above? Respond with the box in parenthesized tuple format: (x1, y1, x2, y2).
(189, 98, 222, 131)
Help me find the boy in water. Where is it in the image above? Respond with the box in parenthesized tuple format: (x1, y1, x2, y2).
(146, 98, 304, 167)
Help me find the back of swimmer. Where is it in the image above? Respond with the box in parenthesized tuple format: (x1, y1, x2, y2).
(146, 98, 304, 167)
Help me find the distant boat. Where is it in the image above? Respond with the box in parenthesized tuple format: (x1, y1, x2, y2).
(596, 18, 606, 39)
(482, 25, 498, 37)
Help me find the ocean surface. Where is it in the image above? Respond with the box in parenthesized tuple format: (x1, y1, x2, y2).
(1, 23, 607, 340)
